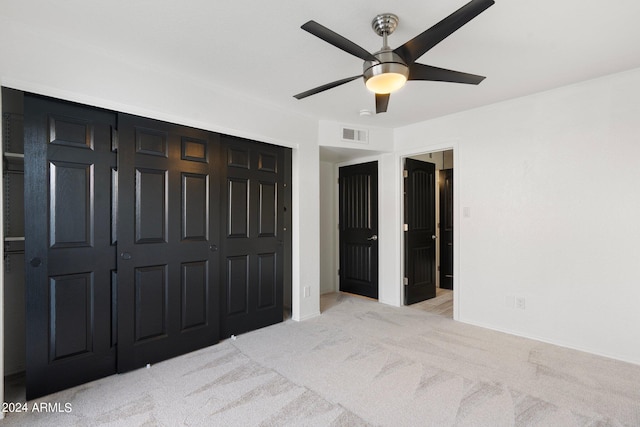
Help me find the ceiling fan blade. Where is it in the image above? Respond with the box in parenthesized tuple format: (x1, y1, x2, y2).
(376, 93, 390, 114)
(301, 21, 377, 62)
(394, 0, 495, 64)
(409, 63, 486, 84)
(294, 75, 363, 100)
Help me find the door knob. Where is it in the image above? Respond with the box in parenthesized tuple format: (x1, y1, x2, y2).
(29, 257, 42, 267)
(432, 235, 437, 240)
(367, 235, 378, 241)
(120, 252, 132, 260)
(209, 244, 218, 252)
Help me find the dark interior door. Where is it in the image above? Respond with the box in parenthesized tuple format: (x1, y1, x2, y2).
(439, 168, 454, 290)
(24, 95, 117, 399)
(404, 158, 436, 305)
(220, 135, 285, 337)
(116, 113, 220, 372)
(339, 161, 378, 299)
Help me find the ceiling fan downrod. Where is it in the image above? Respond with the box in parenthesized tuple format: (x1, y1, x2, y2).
(371, 13, 399, 49)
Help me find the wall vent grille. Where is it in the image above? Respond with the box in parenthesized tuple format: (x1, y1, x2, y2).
(341, 127, 368, 144)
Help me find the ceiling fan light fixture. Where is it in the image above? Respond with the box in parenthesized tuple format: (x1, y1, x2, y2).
(365, 72, 407, 94)
(364, 60, 409, 94)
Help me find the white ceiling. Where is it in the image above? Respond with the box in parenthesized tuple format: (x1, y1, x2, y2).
(4, 0, 640, 129)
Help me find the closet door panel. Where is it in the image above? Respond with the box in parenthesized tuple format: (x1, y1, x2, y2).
(220, 136, 285, 337)
(24, 95, 117, 400)
(117, 114, 220, 372)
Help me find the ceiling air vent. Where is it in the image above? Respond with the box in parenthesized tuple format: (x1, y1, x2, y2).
(341, 127, 368, 144)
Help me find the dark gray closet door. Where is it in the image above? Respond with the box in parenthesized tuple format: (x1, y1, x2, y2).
(116, 113, 221, 372)
(24, 95, 117, 400)
(220, 135, 285, 337)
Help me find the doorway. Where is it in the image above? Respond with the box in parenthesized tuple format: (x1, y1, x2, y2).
(403, 150, 454, 314)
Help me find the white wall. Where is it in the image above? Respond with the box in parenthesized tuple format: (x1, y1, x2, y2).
(394, 68, 640, 365)
(319, 161, 337, 295)
(377, 153, 402, 306)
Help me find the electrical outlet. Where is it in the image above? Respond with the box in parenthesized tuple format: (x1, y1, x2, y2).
(304, 286, 310, 298)
(515, 297, 526, 310)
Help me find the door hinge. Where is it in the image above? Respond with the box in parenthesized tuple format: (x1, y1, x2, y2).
(111, 128, 119, 152)
(403, 169, 408, 178)
(337, 269, 340, 276)
(403, 223, 409, 231)
(403, 277, 409, 285)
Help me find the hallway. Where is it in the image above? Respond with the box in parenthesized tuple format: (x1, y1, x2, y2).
(410, 288, 453, 317)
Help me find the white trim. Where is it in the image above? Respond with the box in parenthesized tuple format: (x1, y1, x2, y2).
(290, 147, 302, 321)
(334, 153, 383, 169)
(334, 156, 384, 301)
(296, 311, 321, 322)
(458, 316, 640, 367)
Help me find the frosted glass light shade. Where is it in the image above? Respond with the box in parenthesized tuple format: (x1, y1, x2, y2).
(365, 72, 407, 94)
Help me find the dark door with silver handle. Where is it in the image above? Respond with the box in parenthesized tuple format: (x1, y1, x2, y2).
(338, 161, 379, 299)
(404, 158, 437, 304)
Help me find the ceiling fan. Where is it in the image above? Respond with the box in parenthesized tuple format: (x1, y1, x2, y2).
(294, 0, 495, 114)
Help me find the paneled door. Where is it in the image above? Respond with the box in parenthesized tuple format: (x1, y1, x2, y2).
(220, 135, 285, 337)
(24, 95, 117, 399)
(338, 161, 379, 299)
(116, 114, 221, 372)
(404, 158, 437, 304)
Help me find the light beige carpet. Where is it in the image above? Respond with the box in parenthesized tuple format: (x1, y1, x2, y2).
(3, 292, 639, 426)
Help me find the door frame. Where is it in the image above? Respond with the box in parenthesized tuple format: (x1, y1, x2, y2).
(398, 144, 459, 319)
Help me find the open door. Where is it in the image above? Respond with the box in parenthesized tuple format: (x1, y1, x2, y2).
(338, 161, 378, 299)
(404, 158, 437, 305)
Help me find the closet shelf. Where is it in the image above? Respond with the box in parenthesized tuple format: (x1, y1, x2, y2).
(4, 152, 25, 159)
(4, 238, 25, 253)
(4, 152, 24, 172)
